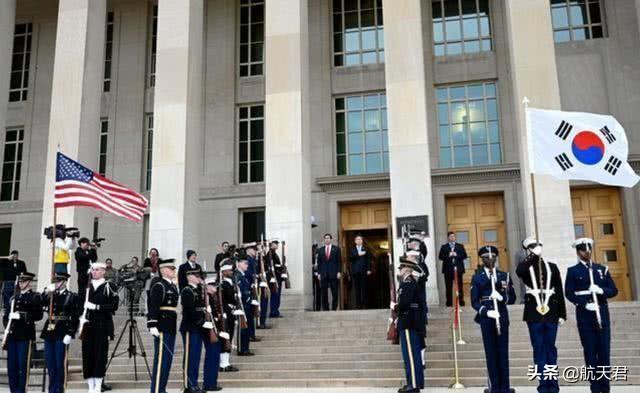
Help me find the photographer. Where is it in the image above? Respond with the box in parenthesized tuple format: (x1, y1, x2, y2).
(75, 237, 98, 295)
(104, 258, 117, 283)
(51, 224, 78, 275)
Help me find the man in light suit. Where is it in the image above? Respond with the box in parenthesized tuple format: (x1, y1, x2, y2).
(316, 234, 341, 311)
(349, 235, 371, 309)
(438, 231, 468, 307)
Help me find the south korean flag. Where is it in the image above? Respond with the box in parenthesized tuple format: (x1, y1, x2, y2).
(527, 108, 640, 188)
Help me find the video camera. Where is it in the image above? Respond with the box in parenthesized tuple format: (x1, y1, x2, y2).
(43, 224, 80, 240)
(92, 237, 106, 248)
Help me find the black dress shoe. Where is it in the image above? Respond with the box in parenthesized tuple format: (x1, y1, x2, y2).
(484, 389, 490, 393)
(219, 365, 239, 372)
(398, 386, 419, 393)
(237, 351, 255, 356)
(250, 337, 261, 342)
(257, 325, 271, 329)
(204, 386, 223, 392)
(398, 385, 408, 393)
(101, 382, 112, 392)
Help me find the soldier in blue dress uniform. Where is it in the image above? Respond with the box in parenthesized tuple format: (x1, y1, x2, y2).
(147, 260, 180, 393)
(40, 272, 80, 393)
(3, 271, 43, 393)
(180, 267, 207, 393)
(471, 246, 516, 393)
(234, 258, 254, 356)
(244, 244, 261, 342)
(392, 257, 426, 393)
(256, 242, 271, 329)
(515, 237, 566, 393)
(565, 237, 618, 393)
(266, 241, 284, 318)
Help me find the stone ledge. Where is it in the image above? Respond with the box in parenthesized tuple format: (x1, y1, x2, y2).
(0, 200, 44, 214)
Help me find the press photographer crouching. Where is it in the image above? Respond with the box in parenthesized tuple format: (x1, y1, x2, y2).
(75, 237, 98, 295)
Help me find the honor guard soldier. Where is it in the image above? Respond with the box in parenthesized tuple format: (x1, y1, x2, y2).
(147, 259, 179, 393)
(244, 244, 261, 342)
(3, 272, 42, 393)
(471, 246, 516, 393)
(203, 277, 223, 392)
(404, 245, 429, 366)
(565, 238, 618, 393)
(218, 259, 239, 372)
(41, 272, 80, 393)
(266, 240, 283, 318)
(80, 262, 119, 393)
(515, 238, 566, 393)
(180, 268, 207, 393)
(234, 258, 253, 356)
(393, 257, 426, 393)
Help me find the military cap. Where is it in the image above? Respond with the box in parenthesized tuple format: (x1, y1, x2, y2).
(158, 259, 176, 269)
(478, 245, 499, 258)
(53, 272, 71, 281)
(572, 237, 594, 252)
(19, 272, 36, 281)
(522, 237, 543, 249)
(91, 262, 107, 269)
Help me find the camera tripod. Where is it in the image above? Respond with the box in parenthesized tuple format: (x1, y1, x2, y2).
(105, 287, 151, 380)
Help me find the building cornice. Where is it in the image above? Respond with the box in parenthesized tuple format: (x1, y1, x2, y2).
(200, 184, 265, 201)
(0, 200, 44, 215)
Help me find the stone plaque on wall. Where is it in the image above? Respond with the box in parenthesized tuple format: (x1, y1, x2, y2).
(395, 215, 429, 237)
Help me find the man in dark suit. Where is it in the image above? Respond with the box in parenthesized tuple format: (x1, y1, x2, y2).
(349, 235, 371, 309)
(1, 250, 27, 312)
(438, 231, 468, 307)
(214, 242, 230, 274)
(316, 234, 341, 311)
(178, 250, 204, 291)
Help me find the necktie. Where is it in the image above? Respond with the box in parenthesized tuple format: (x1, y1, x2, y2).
(326, 246, 330, 259)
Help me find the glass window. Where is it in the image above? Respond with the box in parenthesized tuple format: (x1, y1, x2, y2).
(239, 0, 265, 77)
(436, 82, 502, 168)
(238, 104, 265, 183)
(333, 0, 384, 67)
(9, 23, 32, 102)
(550, 0, 606, 43)
(432, 0, 492, 57)
(144, 115, 154, 191)
(335, 92, 388, 175)
(103, 12, 114, 92)
(99, 120, 108, 176)
(1, 128, 24, 201)
(147, 5, 158, 87)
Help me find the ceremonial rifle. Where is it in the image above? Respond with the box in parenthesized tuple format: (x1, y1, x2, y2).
(203, 281, 219, 344)
(490, 266, 501, 336)
(217, 270, 231, 352)
(281, 241, 291, 289)
(77, 287, 91, 340)
(589, 260, 603, 330)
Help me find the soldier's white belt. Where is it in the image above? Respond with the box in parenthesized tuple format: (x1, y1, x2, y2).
(526, 288, 555, 295)
(159, 306, 177, 311)
(574, 290, 592, 296)
(51, 315, 72, 321)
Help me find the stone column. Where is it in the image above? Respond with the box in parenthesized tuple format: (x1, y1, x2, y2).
(0, 0, 16, 135)
(264, 0, 311, 304)
(505, 0, 576, 271)
(37, 0, 106, 286)
(382, 0, 438, 304)
(148, 0, 204, 262)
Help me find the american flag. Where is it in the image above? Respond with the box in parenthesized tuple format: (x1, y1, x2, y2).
(55, 152, 148, 222)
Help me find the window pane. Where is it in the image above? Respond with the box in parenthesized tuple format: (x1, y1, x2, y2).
(552, 6, 570, 28)
(364, 110, 379, 130)
(490, 143, 501, 163)
(468, 100, 485, 121)
(362, 29, 376, 50)
(454, 146, 470, 167)
(433, 22, 444, 43)
(462, 17, 479, 39)
(349, 154, 364, 175)
(438, 103, 449, 125)
(470, 122, 487, 144)
(365, 131, 381, 152)
(554, 30, 571, 43)
(451, 102, 467, 124)
(365, 153, 382, 173)
(471, 144, 489, 165)
(348, 133, 363, 153)
(450, 86, 465, 100)
(337, 133, 346, 155)
(439, 126, 450, 147)
(467, 84, 483, 99)
(445, 20, 462, 41)
(346, 96, 363, 109)
(440, 147, 452, 168)
(451, 124, 467, 146)
(347, 111, 363, 131)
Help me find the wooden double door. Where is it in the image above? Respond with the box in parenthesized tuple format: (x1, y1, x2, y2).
(571, 187, 631, 301)
(446, 194, 509, 306)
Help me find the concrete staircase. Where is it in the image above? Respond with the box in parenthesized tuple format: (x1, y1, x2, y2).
(3, 295, 640, 389)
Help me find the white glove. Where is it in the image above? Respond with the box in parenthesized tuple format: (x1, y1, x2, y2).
(63, 335, 72, 345)
(150, 327, 160, 337)
(589, 284, 604, 295)
(558, 318, 565, 326)
(206, 305, 212, 313)
(586, 302, 598, 312)
(47, 283, 56, 292)
(490, 290, 504, 302)
(9, 312, 20, 320)
(202, 321, 214, 330)
(84, 301, 97, 310)
(487, 310, 500, 319)
(389, 302, 397, 310)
